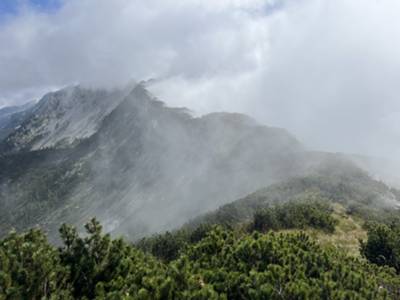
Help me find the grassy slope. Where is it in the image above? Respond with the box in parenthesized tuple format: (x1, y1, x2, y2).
(182, 164, 400, 258)
(281, 203, 367, 257)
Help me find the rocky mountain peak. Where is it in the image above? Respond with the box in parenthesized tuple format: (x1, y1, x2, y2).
(0, 85, 127, 153)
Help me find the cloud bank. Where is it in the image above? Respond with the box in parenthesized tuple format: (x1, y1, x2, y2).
(0, 0, 400, 158)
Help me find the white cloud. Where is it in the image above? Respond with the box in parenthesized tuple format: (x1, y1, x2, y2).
(0, 0, 269, 95)
(0, 0, 400, 158)
(152, 0, 400, 158)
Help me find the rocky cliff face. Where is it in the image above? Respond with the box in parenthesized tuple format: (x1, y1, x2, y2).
(0, 84, 309, 239)
(3, 84, 392, 241)
(0, 101, 35, 141)
(0, 86, 127, 153)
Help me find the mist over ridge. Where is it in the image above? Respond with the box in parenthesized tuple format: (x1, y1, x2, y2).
(3, 2, 400, 299)
(0, 84, 304, 239)
(0, 0, 399, 245)
(0, 83, 398, 241)
(0, 0, 399, 160)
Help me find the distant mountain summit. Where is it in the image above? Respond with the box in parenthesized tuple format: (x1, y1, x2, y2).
(0, 101, 36, 141)
(0, 86, 129, 153)
(0, 84, 398, 240)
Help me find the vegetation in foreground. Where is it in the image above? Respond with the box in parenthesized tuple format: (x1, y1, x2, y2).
(2, 170, 400, 299)
(2, 205, 400, 299)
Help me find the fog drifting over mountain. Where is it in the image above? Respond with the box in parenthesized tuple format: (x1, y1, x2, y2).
(0, 0, 400, 159)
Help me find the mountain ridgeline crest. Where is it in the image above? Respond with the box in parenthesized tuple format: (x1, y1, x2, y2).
(0, 84, 398, 241)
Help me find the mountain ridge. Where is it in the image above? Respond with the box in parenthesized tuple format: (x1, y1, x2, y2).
(0, 84, 307, 239)
(0, 84, 398, 242)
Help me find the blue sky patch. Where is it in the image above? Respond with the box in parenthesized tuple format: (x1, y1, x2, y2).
(0, 0, 63, 17)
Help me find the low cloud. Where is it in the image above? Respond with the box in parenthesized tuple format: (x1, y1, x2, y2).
(0, 0, 400, 158)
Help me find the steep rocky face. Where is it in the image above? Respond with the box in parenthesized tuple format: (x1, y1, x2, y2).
(0, 84, 309, 239)
(6, 84, 396, 241)
(55, 85, 306, 238)
(0, 101, 35, 141)
(0, 86, 127, 153)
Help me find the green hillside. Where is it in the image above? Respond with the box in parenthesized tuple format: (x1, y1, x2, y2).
(2, 167, 400, 299)
(2, 217, 400, 299)
(186, 161, 400, 231)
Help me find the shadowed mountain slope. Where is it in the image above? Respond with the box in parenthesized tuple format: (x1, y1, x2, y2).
(1, 84, 398, 241)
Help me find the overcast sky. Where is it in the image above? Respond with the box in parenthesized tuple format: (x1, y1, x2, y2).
(0, 0, 399, 159)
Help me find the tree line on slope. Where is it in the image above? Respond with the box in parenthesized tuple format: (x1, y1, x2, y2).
(2, 206, 400, 299)
(137, 199, 337, 262)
